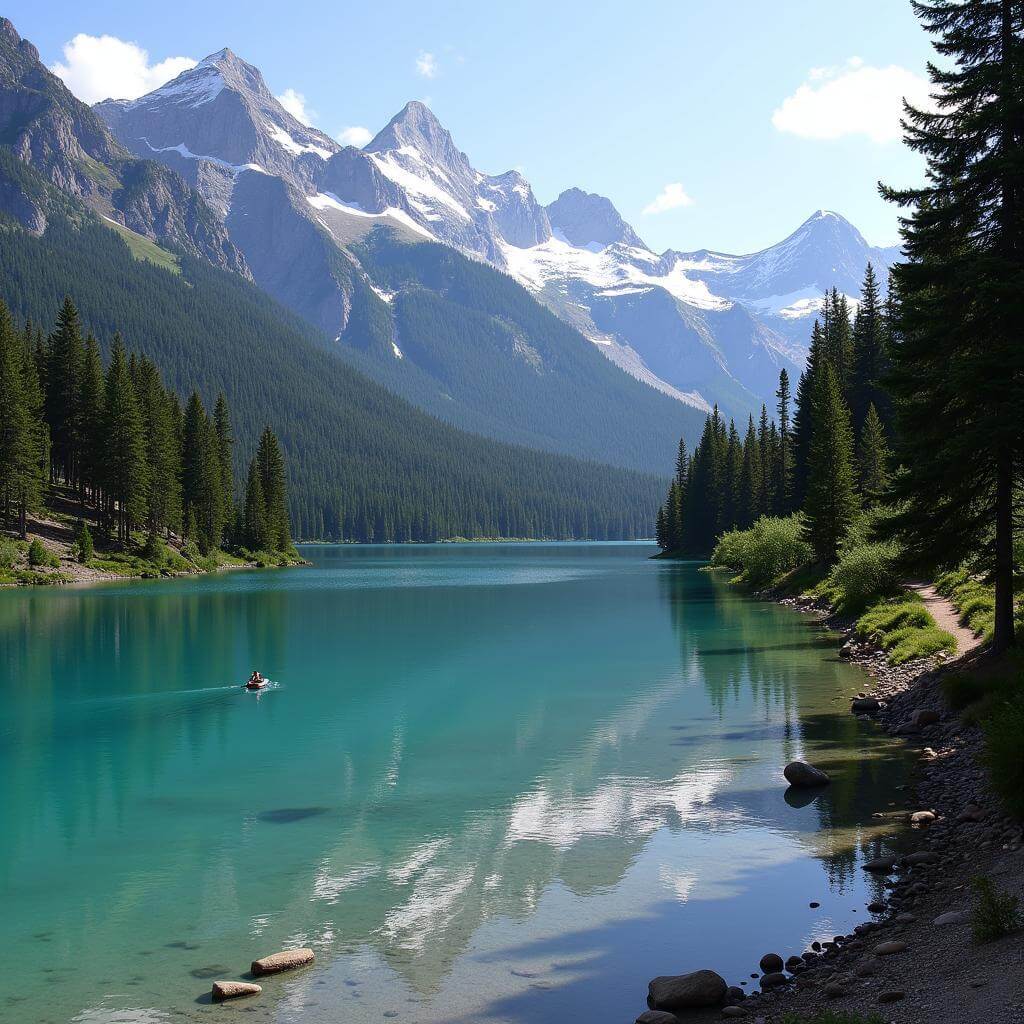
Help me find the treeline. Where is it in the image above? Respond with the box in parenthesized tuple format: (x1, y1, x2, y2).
(0, 295, 292, 555)
(656, 271, 892, 560)
(0, 211, 664, 543)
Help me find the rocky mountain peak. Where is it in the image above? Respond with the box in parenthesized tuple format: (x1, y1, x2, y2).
(546, 187, 646, 250)
(366, 101, 470, 175)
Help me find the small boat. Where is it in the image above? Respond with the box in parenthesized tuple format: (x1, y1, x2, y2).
(244, 677, 269, 691)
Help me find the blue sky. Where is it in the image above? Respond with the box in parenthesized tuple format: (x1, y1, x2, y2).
(9, 0, 935, 253)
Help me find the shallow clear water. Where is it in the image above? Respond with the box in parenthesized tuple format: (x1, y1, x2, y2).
(0, 543, 911, 1024)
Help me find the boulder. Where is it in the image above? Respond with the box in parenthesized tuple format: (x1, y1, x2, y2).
(851, 697, 880, 714)
(648, 970, 727, 1010)
(862, 857, 897, 873)
(759, 972, 788, 989)
(785, 956, 804, 971)
(724, 986, 746, 1004)
(636, 1012, 677, 1024)
(910, 811, 936, 827)
(903, 851, 939, 867)
(910, 709, 940, 727)
(957, 804, 986, 823)
(758, 953, 783, 974)
(824, 982, 846, 999)
(721, 1008, 750, 1019)
(878, 991, 905, 1003)
(873, 940, 908, 956)
(211, 980, 262, 1001)
(783, 762, 831, 788)
(250, 948, 315, 976)
(933, 910, 968, 927)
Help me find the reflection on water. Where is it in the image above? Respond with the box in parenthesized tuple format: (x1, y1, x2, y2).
(0, 545, 911, 1024)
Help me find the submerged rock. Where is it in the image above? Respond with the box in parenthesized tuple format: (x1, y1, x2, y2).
(648, 970, 727, 1009)
(862, 857, 897, 873)
(250, 947, 315, 976)
(783, 761, 831, 787)
(212, 980, 261, 1001)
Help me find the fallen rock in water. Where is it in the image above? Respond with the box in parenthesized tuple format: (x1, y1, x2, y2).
(933, 910, 968, 927)
(636, 1012, 677, 1024)
(647, 970, 727, 1010)
(250, 948, 315, 977)
(862, 857, 898, 873)
(873, 940, 908, 956)
(212, 980, 262, 1001)
(851, 697, 880, 715)
(910, 810, 937, 827)
(759, 972, 788, 989)
(758, 953, 784, 974)
(783, 761, 831, 788)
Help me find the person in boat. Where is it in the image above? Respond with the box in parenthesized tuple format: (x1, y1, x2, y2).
(247, 670, 265, 688)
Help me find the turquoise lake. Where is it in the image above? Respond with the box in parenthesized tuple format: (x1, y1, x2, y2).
(0, 543, 911, 1023)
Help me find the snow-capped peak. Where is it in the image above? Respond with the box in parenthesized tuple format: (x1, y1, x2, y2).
(546, 187, 646, 251)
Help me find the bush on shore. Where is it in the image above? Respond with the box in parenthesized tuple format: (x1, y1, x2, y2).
(710, 515, 812, 588)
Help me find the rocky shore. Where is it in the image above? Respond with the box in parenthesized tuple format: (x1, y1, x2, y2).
(636, 594, 1023, 1024)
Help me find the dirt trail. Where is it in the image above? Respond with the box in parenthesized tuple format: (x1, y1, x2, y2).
(905, 580, 982, 658)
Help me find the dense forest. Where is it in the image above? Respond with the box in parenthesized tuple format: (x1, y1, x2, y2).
(0, 189, 665, 544)
(0, 295, 293, 560)
(658, 0, 1023, 655)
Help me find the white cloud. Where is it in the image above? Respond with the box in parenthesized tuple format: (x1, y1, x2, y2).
(415, 51, 438, 78)
(336, 125, 372, 148)
(642, 182, 694, 216)
(276, 88, 315, 126)
(51, 33, 196, 104)
(772, 58, 934, 144)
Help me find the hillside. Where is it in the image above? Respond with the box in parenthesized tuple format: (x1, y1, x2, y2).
(0, 194, 666, 542)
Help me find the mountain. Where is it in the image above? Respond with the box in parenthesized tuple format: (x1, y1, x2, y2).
(93, 43, 900, 434)
(95, 57, 706, 472)
(0, 19, 245, 274)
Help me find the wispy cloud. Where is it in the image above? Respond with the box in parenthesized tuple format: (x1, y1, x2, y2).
(642, 183, 694, 216)
(276, 88, 315, 126)
(415, 51, 438, 78)
(51, 33, 195, 103)
(336, 125, 372, 148)
(772, 57, 934, 144)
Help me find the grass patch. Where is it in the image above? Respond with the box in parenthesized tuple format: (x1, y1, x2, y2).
(103, 219, 181, 275)
(970, 875, 1021, 942)
(855, 593, 957, 664)
(981, 690, 1024, 818)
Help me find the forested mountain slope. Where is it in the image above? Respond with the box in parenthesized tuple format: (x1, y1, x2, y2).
(0, 198, 665, 541)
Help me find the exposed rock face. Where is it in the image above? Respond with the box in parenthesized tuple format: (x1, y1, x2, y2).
(783, 761, 831, 787)
(0, 17, 246, 274)
(547, 187, 646, 249)
(250, 947, 315, 976)
(647, 969, 727, 1009)
(211, 980, 261, 1001)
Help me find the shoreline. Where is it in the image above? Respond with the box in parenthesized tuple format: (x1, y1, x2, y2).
(642, 586, 1022, 1023)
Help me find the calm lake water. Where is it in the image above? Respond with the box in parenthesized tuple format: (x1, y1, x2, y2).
(0, 543, 911, 1024)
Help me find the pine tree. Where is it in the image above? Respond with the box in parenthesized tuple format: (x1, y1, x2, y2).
(738, 415, 760, 528)
(775, 368, 792, 514)
(823, 288, 854, 393)
(256, 426, 291, 551)
(0, 302, 45, 537)
(213, 392, 234, 533)
(791, 319, 824, 508)
(850, 263, 890, 435)
(244, 452, 271, 551)
(102, 336, 148, 543)
(859, 403, 891, 500)
(880, 0, 1024, 650)
(78, 333, 105, 506)
(804, 364, 860, 564)
(756, 404, 771, 516)
(723, 419, 743, 529)
(45, 296, 84, 487)
(136, 357, 182, 538)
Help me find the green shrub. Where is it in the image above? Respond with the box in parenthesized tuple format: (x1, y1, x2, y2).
(710, 515, 812, 588)
(27, 539, 58, 568)
(856, 594, 956, 664)
(74, 521, 94, 563)
(970, 874, 1021, 942)
(826, 539, 903, 614)
(982, 691, 1024, 819)
(141, 531, 167, 565)
(0, 537, 18, 570)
